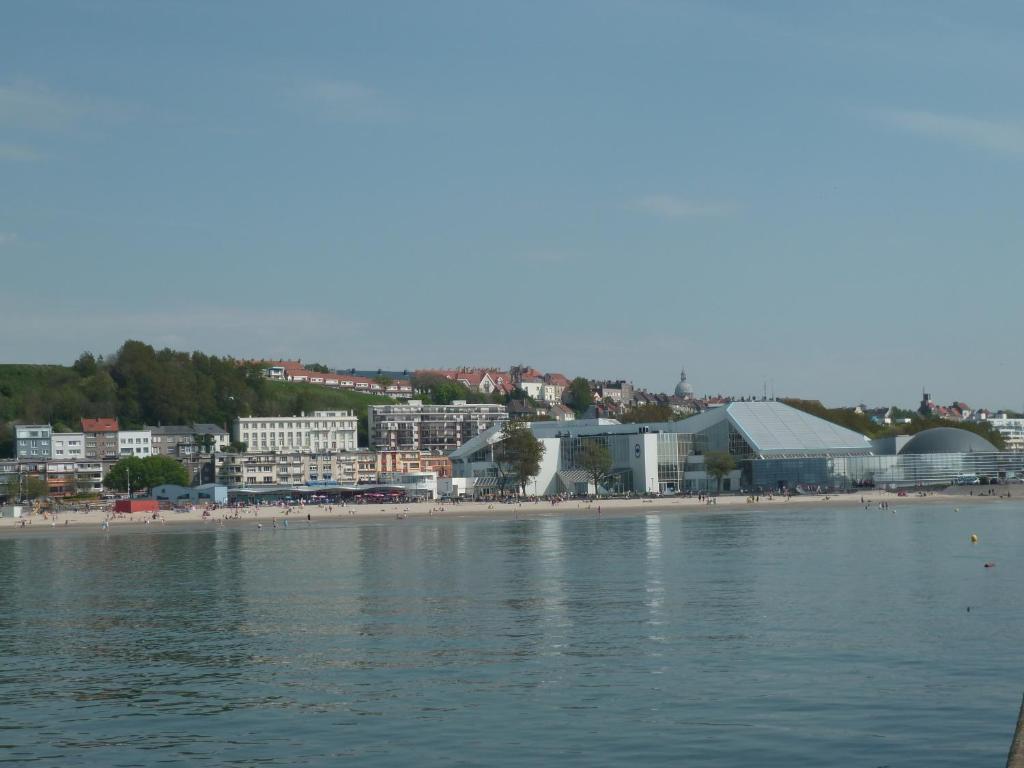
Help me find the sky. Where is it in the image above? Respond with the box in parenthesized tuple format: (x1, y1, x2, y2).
(2, 1, 1023, 409)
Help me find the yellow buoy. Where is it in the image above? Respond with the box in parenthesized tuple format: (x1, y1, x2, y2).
(970, 533, 978, 543)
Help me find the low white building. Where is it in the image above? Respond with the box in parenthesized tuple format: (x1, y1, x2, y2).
(379, 471, 438, 499)
(233, 411, 359, 453)
(51, 432, 85, 459)
(118, 430, 153, 457)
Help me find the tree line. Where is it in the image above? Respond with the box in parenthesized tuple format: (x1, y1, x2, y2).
(0, 340, 395, 455)
(782, 398, 1007, 450)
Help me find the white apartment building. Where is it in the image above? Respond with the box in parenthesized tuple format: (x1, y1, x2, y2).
(368, 400, 508, 453)
(217, 450, 370, 486)
(118, 430, 153, 456)
(233, 411, 358, 453)
(51, 432, 85, 459)
(988, 418, 1024, 452)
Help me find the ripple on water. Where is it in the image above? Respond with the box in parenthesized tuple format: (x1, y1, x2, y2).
(0, 503, 1022, 766)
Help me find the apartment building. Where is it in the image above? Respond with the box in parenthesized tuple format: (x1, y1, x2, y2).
(367, 400, 508, 453)
(51, 432, 85, 459)
(15, 425, 52, 459)
(82, 418, 120, 459)
(149, 425, 197, 457)
(374, 450, 452, 478)
(149, 424, 230, 458)
(118, 430, 153, 457)
(988, 417, 1024, 452)
(192, 423, 230, 453)
(2, 458, 111, 498)
(233, 411, 358, 453)
(217, 450, 370, 487)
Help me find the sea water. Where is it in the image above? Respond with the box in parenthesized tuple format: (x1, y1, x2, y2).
(1, 502, 1022, 766)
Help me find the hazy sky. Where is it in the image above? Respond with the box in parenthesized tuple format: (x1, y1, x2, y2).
(3, 1, 1022, 409)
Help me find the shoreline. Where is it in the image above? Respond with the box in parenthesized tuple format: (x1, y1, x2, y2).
(0, 488, 1010, 539)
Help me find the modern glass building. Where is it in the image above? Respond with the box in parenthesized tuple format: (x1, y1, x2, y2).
(447, 402, 1022, 496)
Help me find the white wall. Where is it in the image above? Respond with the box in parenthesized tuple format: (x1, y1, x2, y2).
(51, 433, 85, 459)
(625, 433, 660, 493)
(531, 437, 562, 495)
(118, 430, 152, 456)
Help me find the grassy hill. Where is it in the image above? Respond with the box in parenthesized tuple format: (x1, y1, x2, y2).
(0, 342, 397, 455)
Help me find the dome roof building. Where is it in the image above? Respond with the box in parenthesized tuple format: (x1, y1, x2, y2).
(899, 427, 997, 455)
(674, 368, 695, 399)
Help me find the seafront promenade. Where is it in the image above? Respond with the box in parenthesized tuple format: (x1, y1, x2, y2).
(0, 488, 1007, 536)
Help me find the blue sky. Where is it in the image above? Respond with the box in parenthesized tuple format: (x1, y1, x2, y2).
(3, 1, 1022, 409)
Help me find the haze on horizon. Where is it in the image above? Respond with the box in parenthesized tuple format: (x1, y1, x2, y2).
(2, 1, 1021, 411)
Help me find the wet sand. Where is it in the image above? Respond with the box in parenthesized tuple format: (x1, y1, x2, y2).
(0, 488, 1002, 539)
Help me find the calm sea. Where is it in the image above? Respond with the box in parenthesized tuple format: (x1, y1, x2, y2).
(1, 502, 1022, 767)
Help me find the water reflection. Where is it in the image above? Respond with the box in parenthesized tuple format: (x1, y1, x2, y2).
(1, 505, 1022, 767)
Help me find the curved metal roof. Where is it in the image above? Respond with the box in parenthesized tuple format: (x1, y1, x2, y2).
(899, 427, 997, 455)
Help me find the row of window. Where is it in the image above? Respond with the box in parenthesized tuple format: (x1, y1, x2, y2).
(240, 421, 354, 430)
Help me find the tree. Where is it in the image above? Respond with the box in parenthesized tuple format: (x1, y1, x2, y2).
(704, 451, 736, 493)
(72, 352, 98, 377)
(144, 455, 190, 488)
(411, 373, 472, 405)
(104, 455, 188, 492)
(104, 456, 147, 492)
(577, 440, 613, 495)
(305, 362, 330, 373)
(498, 421, 546, 495)
(195, 433, 215, 454)
(4, 475, 49, 501)
(374, 374, 394, 389)
(565, 377, 593, 416)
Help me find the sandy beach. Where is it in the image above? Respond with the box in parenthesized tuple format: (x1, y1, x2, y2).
(0, 487, 1010, 538)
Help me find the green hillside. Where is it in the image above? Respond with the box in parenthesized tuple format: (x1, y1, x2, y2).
(782, 398, 1006, 450)
(0, 341, 396, 455)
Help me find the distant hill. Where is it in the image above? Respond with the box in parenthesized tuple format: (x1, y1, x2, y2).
(0, 340, 396, 455)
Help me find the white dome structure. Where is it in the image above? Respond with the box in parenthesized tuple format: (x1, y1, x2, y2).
(674, 368, 694, 398)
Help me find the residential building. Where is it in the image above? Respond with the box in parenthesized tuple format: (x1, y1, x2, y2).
(368, 400, 508, 453)
(51, 432, 85, 459)
(82, 418, 120, 459)
(15, 425, 52, 459)
(149, 424, 230, 457)
(548, 403, 575, 421)
(217, 450, 369, 487)
(118, 430, 153, 457)
(519, 375, 545, 400)
(192, 423, 230, 453)
(987, 417, 1024, 452)
(542, 373, 570, 404)
(4, 459, 110, 498)
(233, 411, 358, 453)
(593, 380, 634, 406)
(376, 450, 424, 475)
(416, 369, 514, 396)
(149, 425, 196, 457)
(253, 360, 414, 398)
(420, 453, 452, 479)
